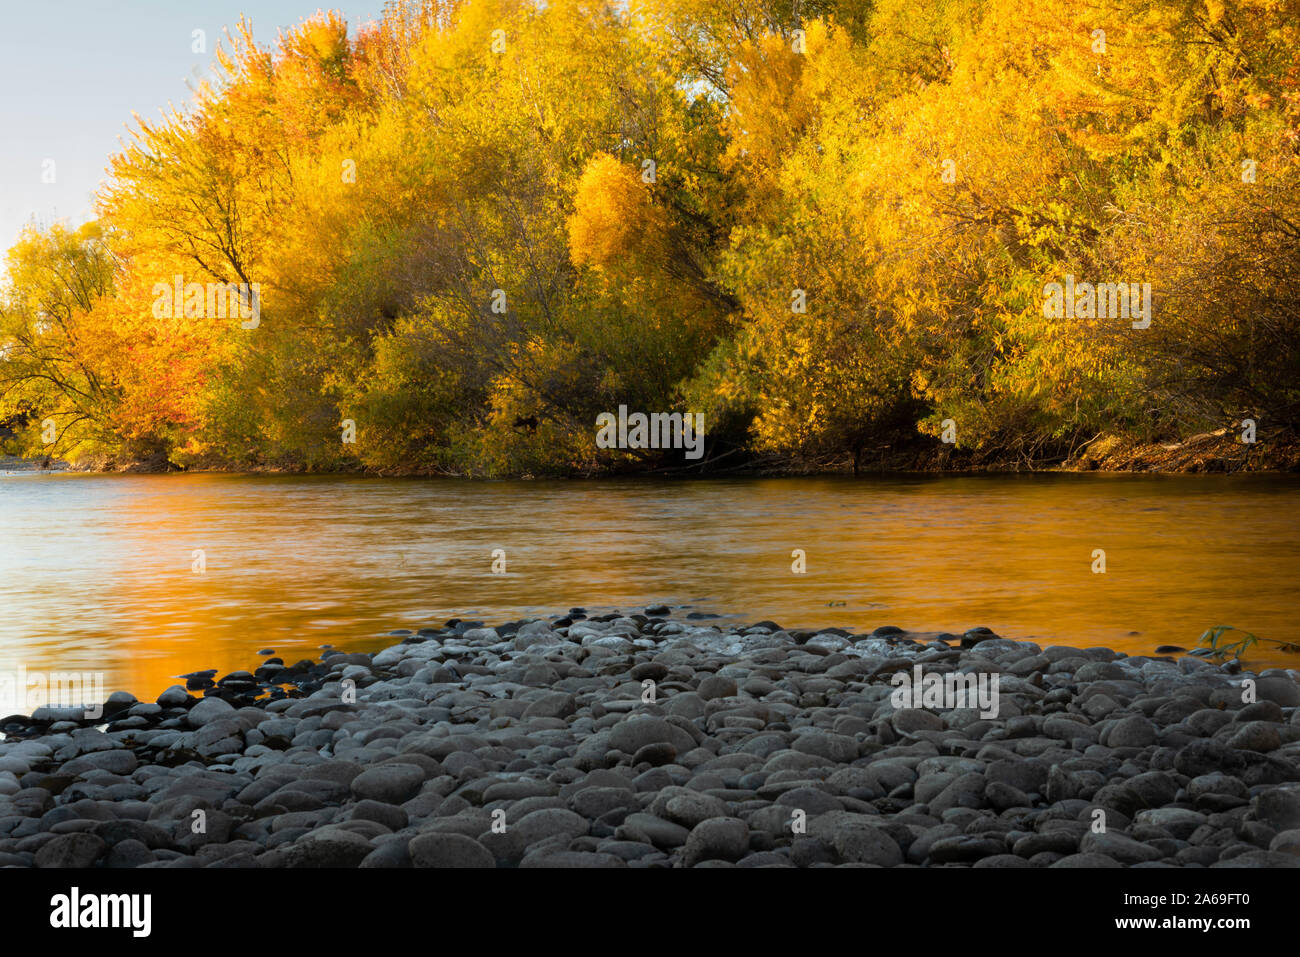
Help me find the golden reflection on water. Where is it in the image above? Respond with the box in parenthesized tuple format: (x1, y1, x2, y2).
(0, 472, 1297, 706)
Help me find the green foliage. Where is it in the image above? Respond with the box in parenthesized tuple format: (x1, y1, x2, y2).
(1196, 625, 1300, 661)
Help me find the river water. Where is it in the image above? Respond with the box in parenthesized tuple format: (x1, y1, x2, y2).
(0, 471, 1297, 706)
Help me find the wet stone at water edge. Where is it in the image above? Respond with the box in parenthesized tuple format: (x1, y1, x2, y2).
(1, 611, 1298, 869)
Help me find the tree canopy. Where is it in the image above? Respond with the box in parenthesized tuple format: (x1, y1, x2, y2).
(3, 0, 1297, 473)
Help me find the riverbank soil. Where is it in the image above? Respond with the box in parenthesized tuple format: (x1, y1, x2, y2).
(1066, 432, 1300, 474)
(0, 454, 69, 472)
(16, 424, 1298, 477)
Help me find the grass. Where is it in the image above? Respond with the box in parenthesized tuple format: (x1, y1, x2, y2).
(1194, 625, 1300, 661)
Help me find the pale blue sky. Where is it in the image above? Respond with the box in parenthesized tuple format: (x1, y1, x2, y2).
(0, 1, 389, 253)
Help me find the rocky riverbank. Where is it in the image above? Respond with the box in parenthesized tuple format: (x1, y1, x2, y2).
(0, 454, 67, 473)
(2, 611, 1299, 868)
(10, 423, 1299, 476)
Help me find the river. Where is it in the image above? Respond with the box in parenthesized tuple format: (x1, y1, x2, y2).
(0, 471, 1297, 707)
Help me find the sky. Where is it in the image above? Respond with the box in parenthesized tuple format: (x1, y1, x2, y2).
(0, 1, 390, 253)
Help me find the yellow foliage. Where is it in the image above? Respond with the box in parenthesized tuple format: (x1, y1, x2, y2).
(567, 154, 662, 269)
